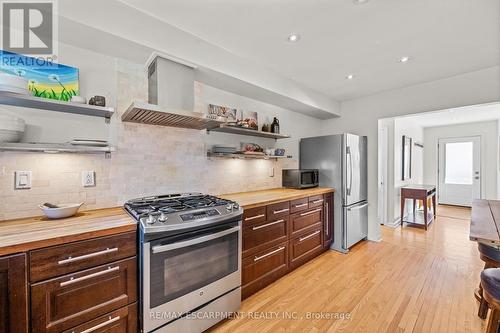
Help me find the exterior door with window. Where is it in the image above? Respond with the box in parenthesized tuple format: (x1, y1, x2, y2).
(438, 136, 481, 207)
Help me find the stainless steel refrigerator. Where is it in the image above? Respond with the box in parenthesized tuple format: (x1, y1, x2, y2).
(300, 133, 368, 253)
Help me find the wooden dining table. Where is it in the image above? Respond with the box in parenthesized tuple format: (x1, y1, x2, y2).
(470, 199, 500, 246)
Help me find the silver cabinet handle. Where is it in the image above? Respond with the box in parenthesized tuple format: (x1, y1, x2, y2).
(299, 230, 320, 242)
(300, 208, 322, 217)
(254, 246, 285, 262)
(245, 214, 265, 221)
(273, 208, 289, 214)
(347, 203, 368, 211)
(325, 202, 329, 236)
(294, 203, 308, 208)
(79, 316, 121, 333)
(252, 219, 285, 230)
(312, 199, 324, 204)
(58, 247, 118, 265)
(152, 226, 240, 253)
(60, 266, 119, 287)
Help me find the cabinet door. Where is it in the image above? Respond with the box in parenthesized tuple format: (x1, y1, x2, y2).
(0, 253, 28, 333)
(323, 193, 334, 248)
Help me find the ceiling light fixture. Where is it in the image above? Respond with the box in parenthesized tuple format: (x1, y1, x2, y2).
(399, 56, 411, 63)
(353, 0, 370, 4)
(346, 74, 355, 80)
(287, 33, 301, 43)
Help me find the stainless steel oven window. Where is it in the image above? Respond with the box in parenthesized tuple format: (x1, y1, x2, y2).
(149, 228, 239, 308)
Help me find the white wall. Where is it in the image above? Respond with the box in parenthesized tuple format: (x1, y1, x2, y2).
(321, 66, 500, 241)
(423, 120, 499, 200)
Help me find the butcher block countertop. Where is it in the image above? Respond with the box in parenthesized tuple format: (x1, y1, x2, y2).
(0, 207, 136, 256)
(220, 187, 334, 209)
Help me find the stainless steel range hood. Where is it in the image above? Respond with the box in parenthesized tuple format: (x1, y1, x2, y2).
(122, 55, 223, 130)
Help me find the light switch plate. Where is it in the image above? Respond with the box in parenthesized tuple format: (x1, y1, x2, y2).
(15, 171, 32, 189)
(269, 167, 275, 177)
(82, 171, 96, 187)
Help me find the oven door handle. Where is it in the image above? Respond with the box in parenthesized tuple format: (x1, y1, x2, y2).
(151, 226, 241, 254)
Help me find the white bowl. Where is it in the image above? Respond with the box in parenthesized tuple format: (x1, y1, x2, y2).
(39, 203, 84, 219)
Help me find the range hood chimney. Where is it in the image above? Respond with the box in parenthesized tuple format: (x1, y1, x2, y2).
(122, 55, 222, 130)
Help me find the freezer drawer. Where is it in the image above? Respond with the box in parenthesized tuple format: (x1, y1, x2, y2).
(343, 201, 368, 249)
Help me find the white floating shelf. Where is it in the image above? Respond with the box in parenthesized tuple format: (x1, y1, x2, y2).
(0, 142, 115, 155)
(208, 124, 290, 139)
(0, 91, 114, 119)
(207, 152, 290, 160)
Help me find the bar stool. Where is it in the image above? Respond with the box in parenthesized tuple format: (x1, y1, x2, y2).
(481, 268, 500, 333)
(478, 243, 500, 319)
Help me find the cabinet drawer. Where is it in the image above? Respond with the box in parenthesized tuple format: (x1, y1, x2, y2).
(308, 195, 325, 208)
(266, 201, 290, 220)
(242, 242, 288, 299)
(30, 232, 136, 282)
(31, 257, 137, 333)
(290, 197, 309, 214)
(290, 207, 323, 237)
(61, 303, 137, 333)
(290, 227, 323, 270)
(243, 217, 288, 257)
(243, 206, 267, 226)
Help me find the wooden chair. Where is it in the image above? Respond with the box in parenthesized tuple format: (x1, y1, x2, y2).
(481, 268, 500, 333)
(478, 243, 500, 319)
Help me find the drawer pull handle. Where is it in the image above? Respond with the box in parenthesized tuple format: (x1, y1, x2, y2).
(60, 266, 119, 287)
(79, 316, 121, 333)
(299, 230, 321, 242)
(312, 199, 324, 204)
(300, 208, 322, 217)
(325, 202, 329, 236)
(245, 214, 265, 221)
(252, 219, 285, 230)
(58, 247, 118, 265)
(273, 208, 289, 214)
(254, 246, 285, 262)
(294, 203, 308, 208)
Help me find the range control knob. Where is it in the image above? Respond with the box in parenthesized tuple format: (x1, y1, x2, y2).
(146, 215, 156, 224)
(158, 213, 168, 222)
(226, 203, 233, 211)
(233, 202, 239, 210)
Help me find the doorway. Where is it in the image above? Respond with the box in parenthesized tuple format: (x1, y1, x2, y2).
(438, 136, 481, 207)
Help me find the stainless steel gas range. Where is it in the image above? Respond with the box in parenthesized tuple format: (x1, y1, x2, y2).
(124, 193, 243, 333)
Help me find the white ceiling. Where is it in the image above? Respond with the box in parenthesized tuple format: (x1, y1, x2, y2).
(396, 102, 500, 128)
(119, 0, 500, 101)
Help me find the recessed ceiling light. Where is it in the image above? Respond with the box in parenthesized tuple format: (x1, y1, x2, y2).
(346, 74, 355, 80)
(353, 0, 370, 4)
(287, 33, 301, 43)
(399, 56, 411, 63)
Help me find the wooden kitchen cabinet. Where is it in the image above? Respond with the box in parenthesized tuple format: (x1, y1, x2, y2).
(323, 192, 334, 249)
(0, 253, 29, 333)
(241, 191, 334, 299)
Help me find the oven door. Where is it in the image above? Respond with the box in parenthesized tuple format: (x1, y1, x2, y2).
(142, 221, 241, 332)
(300, 170, 318, 188)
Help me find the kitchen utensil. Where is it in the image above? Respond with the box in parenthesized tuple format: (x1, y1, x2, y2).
(38, 202, 83, 219)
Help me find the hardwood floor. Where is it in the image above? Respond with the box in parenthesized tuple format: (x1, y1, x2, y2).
(211, 205, 486, 332)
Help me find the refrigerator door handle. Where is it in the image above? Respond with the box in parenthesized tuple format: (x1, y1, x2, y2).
(346, 146, 352, 196)
(347, 203, 368, 211)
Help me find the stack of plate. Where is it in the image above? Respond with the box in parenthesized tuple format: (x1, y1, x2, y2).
(0, 112, 26, 142)
(0, 73, 29, 95)
(212, 145, 237, 154)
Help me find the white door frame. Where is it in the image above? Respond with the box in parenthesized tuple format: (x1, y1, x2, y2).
(378, 126, 388, 225)
(437, 135, 481, 206)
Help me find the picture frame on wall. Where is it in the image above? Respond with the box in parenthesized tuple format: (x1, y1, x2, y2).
(402, 135, 412, 180)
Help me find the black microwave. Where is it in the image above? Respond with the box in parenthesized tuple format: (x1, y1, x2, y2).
(282, 169, 319, 189)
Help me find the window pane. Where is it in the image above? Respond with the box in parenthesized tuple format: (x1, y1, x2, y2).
(445, 142, 473, 184)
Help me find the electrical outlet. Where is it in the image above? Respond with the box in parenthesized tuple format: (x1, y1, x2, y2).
(15, 171, 31, 189)
(269, 167, 275, 177)
(82, 171, 96, 187)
